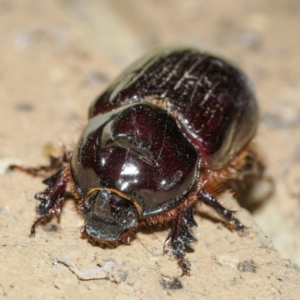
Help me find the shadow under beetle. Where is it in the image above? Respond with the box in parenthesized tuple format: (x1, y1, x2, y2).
(9, 47, 264, 275)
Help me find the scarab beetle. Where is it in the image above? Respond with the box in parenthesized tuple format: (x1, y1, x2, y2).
(9, 47, 263, 275)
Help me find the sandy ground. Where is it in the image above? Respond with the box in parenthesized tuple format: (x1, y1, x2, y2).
(1, 1, 300, 299)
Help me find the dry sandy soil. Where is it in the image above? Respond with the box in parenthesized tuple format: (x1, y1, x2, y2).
(1, 1, 300, 299)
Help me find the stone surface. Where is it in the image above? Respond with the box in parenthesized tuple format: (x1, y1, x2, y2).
(1, 1, 300, 299)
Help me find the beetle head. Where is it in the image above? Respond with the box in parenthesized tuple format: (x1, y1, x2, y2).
(81, 188, 138, 241)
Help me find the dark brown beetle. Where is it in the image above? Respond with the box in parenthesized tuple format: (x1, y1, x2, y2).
(9, 48, 263, 275)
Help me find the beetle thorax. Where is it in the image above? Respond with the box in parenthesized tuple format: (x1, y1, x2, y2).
(71, 102, 199, 218)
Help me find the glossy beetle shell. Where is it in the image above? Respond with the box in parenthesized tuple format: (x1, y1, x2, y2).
(10, 47, 261, 275)
(89, 48, 258, 168)
(71, 47, 258, 241)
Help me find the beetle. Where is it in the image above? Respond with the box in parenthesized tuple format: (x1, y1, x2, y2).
(9, 47, 263, 275)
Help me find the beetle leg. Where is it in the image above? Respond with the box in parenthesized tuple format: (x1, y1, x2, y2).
(30, 169, 67, 236)
(164, 206, 197, 276)
(8, 149, 71, 176)
(198, 189, 247, 234)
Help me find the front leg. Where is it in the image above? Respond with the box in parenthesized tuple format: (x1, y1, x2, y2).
(164, 206, 197, 276)
(198, 189, 247, 235)
(7, 147, 71, 235)
(8, 147, 71, 177)
(30, 170, 67, 236)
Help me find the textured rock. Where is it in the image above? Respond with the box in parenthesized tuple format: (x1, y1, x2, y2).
(1, 1, 300, 299)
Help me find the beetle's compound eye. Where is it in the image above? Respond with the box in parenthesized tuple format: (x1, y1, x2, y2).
(82, 189, 138, 241)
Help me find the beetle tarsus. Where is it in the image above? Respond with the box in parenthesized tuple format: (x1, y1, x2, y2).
(164, 206, 197, 275)
(30, 215, 50, 237)
(199, 189, 247, 232)
(8, 147, 71, 176)
(8, 156, 58, 176)
(176, 255, 191, 277)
